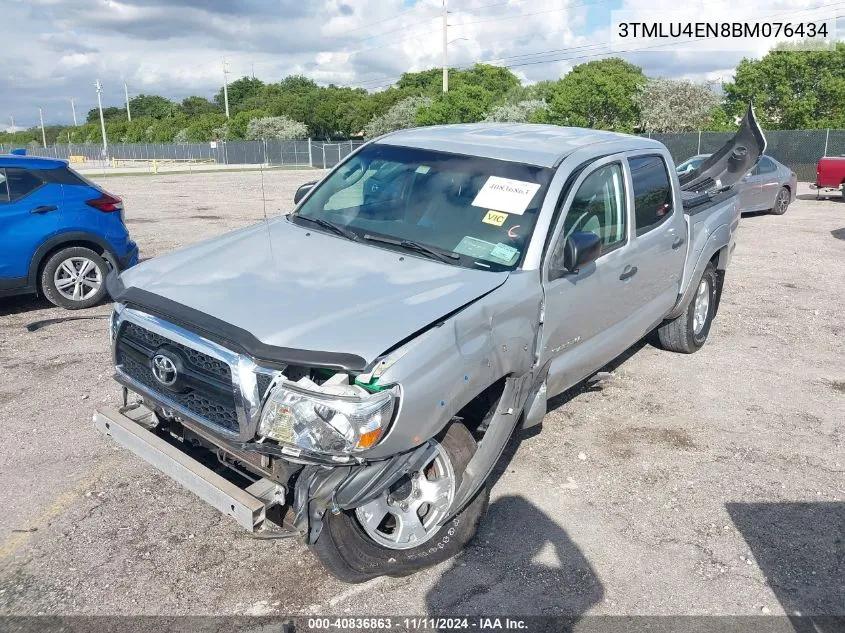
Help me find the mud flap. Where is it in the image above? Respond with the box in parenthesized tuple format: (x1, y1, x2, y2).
(679, 104, 767, 194)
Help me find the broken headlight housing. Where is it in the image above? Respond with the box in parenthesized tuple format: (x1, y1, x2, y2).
(258, 381, 397, 456)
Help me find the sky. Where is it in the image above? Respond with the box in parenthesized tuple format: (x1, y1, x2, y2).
(3, 0, 844, 129)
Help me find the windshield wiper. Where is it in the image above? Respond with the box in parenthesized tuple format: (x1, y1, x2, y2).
(362, 234, 460, 265)
(294, 215, 358, 241)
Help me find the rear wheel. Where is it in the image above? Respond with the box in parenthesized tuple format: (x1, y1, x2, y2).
(771, 186, 790, 215)
(657, 263, 719, 354)
(310, 423, 489, 583)
(40, 246, 109, 310)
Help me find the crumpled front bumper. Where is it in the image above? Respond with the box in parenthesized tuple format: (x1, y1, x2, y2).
(94, 405, 281, 532)
(93, 403, 435, 542)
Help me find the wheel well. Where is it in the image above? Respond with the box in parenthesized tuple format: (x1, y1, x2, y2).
(34, 240, 109, 291)
(451, 376, 509, 441)
(710, 247, 726, 270)
(782, 184, 791, 193)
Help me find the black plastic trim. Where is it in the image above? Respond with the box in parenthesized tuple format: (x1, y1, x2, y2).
(109, 284, 369, 372)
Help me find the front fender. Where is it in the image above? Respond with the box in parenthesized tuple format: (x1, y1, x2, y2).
(361, 271, 542, 459)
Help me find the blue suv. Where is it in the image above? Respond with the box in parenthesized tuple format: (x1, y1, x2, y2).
(0, 154, 138, 309)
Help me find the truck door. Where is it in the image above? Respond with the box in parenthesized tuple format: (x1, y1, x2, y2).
(0, 167, 63, 284)
(541, 155, 638, 398)
(623, 152, 686, 326)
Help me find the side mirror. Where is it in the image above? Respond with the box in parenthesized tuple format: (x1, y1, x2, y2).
(551, 231, 602, 279)
(294, 181, 317, 204)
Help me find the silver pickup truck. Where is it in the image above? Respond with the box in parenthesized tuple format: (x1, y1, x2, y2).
(96, 108, 765, 582)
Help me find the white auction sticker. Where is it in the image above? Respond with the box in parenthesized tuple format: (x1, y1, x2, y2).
(471, 177, 541, 215)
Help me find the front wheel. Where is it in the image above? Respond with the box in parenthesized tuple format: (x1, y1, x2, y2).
(770, 186, 790, 215)
(310, 423, 489, 583)
(657, 263, 719, 354)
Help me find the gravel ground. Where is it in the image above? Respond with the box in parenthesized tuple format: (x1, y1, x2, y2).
(0, 171, 842, 617)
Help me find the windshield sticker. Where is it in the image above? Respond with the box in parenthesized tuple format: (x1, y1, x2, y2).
(489, 242, 520, 265)
(471, 176, 541, 215)
(482, 210, 508, 227)
(454, 236, 521, 266)
(415, 165, 431, 174)
(455, 236, 496, 259)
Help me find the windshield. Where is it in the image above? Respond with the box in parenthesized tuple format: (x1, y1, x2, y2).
(293, 143, 553, 271)
(676, 156, 708, 174)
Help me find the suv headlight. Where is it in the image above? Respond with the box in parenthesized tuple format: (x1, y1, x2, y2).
(258, 382, 396, 455)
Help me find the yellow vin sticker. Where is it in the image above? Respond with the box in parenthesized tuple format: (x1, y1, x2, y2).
(482, 210, 508, 227)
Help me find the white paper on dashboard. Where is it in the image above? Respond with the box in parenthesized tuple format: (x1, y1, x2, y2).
(471, 176, 541, 215)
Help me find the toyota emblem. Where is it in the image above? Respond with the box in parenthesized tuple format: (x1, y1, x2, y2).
(151, 353, 178, 386)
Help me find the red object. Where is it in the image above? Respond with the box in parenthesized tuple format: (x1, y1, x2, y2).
(816, 157, 845, 188)
(85, 193, 123, 212)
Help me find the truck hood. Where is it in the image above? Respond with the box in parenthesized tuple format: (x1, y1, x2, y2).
(116, 217, 508, 368)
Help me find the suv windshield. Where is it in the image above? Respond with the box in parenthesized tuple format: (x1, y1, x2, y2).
(292, 143, 553, 271)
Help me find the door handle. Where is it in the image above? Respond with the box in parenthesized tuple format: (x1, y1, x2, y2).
(619, 265, 638, 281)
(31, 205, 58, 214)
(672, 236, 685, 250)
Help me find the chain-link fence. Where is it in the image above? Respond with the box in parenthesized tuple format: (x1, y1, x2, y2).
(3, 131, 844, 180)
(0, 139, 365, 171)
(649, 128, 845, 182)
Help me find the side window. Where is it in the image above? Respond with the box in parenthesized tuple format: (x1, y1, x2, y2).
(629, 155, 673, 236)
(5, 168, 44, 202)
(758, 158, 777, 174)
(0, 169, 9, 203)
(561, 162, 626, 251)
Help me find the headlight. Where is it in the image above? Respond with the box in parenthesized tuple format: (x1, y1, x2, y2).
(109, 304, 125, 345)
(258, 381, 396, 456)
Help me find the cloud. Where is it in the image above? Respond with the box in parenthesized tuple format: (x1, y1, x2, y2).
(3, 0, 843, 127)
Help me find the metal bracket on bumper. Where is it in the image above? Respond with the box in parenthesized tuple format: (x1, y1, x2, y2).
(94, 405, 281, 532)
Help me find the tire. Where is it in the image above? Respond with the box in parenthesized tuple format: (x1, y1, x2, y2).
(770, 186, 790, 215)
(310, 423, 489, 583)
(657, 263, 719, 354)
(40, 246, 109, 310)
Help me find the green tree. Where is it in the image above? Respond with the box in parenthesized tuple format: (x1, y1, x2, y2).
(723, 43, 845, 129)
(543, 58, 646, 132)
(181, 96, 218, 117)
(363, 96, 433, 138)
(184, 113, 228, 142)
(415, 85, 495, 126)
(129, 94, 179, 119)
(86, 106, 125, 123)
(246, 116, 309, 140)
(635, 79, 720, 133)
(215, 77, 265, 113)
(229, 109, 270, 139)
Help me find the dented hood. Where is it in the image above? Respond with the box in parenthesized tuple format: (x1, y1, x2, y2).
(115, 217, 508, 368)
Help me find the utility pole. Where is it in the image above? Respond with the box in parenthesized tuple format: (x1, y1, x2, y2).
(70, 98, 78, 126)
(95, 78, 109, 159)
(9, 115, 14, 131)
(124, 82, 132, 121)
(38, 108, 47, 147)
(251, 63, 255, 80)
(441, 0, 448, 92)
(222, 57, 231, 119)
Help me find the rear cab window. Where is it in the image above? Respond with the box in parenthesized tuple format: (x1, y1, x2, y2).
(628, 155, 674, 236)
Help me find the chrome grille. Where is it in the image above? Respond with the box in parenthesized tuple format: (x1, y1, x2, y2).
(112, 307, 271, 440)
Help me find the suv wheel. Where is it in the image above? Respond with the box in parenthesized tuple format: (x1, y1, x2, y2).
(40, 246, 109, 310)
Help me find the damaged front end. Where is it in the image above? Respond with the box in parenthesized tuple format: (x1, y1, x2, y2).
(98, 304, 439, 543)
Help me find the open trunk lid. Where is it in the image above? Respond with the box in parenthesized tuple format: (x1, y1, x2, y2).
(679, 105, 766, 194)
